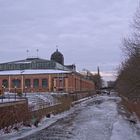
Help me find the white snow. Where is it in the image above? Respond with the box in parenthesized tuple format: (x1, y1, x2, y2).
(0, 69, 71, 75)
(110, 117, 138, 140)
(70, 95, 140, 140)
(0, 94, 140, 140)
(1, 92, 60, 110)
(0, 98, 23, 103)
(0, 92, 25, 103)
(14, 62, 31, 64)
(0, 108, 73, 140)
(25, 92, 60, 111)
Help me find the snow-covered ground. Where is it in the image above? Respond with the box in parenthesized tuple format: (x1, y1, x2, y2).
(0, 93, 140, 140)
(25, 92, 60, 111)
(2, 92, 61, 110)
(0, 92, 25, 103)
(0, 105, 73, 140)
(0, 98, 24, 103)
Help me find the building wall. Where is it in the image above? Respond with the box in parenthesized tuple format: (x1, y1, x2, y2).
(0, 72, 95, 94)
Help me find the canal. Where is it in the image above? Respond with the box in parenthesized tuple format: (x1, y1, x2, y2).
(18, 93, 140, 140)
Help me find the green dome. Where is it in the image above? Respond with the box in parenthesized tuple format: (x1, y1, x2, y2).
(51, 49, 64, 65)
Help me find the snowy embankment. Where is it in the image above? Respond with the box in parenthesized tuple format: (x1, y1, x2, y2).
(0, 103, 73, 140)
(0, 93, 140, 140)
(0, 112, 74, 140)
(0, 92, 25, 103)
(0, 92, 69, 139)
(2, 92, 67, 110)
(25, 92, 60, 111)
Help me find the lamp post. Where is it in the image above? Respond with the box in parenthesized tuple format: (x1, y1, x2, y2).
(1, 85, 4, 102)
(2, 85, 5, 95)
(3, 86, 5, 100)
(31, 84, 33, 92)
(25, 86, 27, 97)
(14, 86, 17, 100)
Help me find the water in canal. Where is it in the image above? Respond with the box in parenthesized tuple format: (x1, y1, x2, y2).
(17, 94, 140, 140)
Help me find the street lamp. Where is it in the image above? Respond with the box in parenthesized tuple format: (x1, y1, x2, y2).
(2, 85, 5, 95)
(14, 86, 17, 100)
(3, 86, 5, 100)
(1, 85, 5, 102)
(31, 84, 33, 92)
(25, 86, 27, 97)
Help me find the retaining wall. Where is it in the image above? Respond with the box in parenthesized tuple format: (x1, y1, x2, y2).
(0, 99, 29, 129)
(0, 91, 94, 129)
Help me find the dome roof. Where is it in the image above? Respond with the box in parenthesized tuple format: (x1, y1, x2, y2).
(51, 49, 64, 65)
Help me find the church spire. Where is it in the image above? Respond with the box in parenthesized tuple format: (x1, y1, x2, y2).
(97, 66, 100, 76)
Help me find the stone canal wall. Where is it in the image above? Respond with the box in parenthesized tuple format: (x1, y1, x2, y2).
(0, 99, 29, 129)
(30, 95, 73, 125)
(0, 91, 95, 130)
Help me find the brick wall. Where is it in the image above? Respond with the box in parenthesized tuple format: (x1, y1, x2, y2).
(0, 72, 95, 94)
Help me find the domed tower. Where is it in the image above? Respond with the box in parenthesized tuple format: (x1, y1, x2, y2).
(51, 49, 64, 65)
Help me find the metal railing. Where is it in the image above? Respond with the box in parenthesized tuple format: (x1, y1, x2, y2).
(0, 93, 27, 104)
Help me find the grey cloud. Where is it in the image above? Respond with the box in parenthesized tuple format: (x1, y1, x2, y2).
(0, 0, 139, 80)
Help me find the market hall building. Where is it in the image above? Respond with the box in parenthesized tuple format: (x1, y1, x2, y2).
(0, 49, 95, 94)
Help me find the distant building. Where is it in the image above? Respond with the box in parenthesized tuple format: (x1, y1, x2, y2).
(80, 67, 102, 89)
(0, 49, 95, 94)
(107, 81, 115, 88)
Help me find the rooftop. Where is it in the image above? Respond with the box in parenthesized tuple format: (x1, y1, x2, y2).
(0, 69, 71, 75)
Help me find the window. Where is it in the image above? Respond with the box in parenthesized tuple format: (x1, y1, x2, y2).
(33, 79, 39, 88)
(42, 79, 48, 88)
(20, 64, 24, 70)
(25, 79, 31, 88)
(2, 79, 8, 88)
(12, 79, 21, 88)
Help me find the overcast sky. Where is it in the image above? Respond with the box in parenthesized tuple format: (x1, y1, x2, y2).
(0, 0, 139, 80)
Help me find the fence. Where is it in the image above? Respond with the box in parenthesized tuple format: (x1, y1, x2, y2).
(0, 93, 27, 104)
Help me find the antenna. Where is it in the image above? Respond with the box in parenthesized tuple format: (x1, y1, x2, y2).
(36, 49, 39, 58)
(56, 45, 58, 51)
(26, 50, 29, 58)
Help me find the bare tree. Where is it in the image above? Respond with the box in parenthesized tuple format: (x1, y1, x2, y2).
(116, 8, 140, 99)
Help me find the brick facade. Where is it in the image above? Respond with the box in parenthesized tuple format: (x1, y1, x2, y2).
(0, 72, 95, 94)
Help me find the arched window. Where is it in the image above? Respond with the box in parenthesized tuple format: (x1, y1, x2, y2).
(42, 79, 48, 88)
(33, 79, 39, 88)
(2, 79, 8, 88)
(25, 79, 31, 88)
(12, 79, 21, 88)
